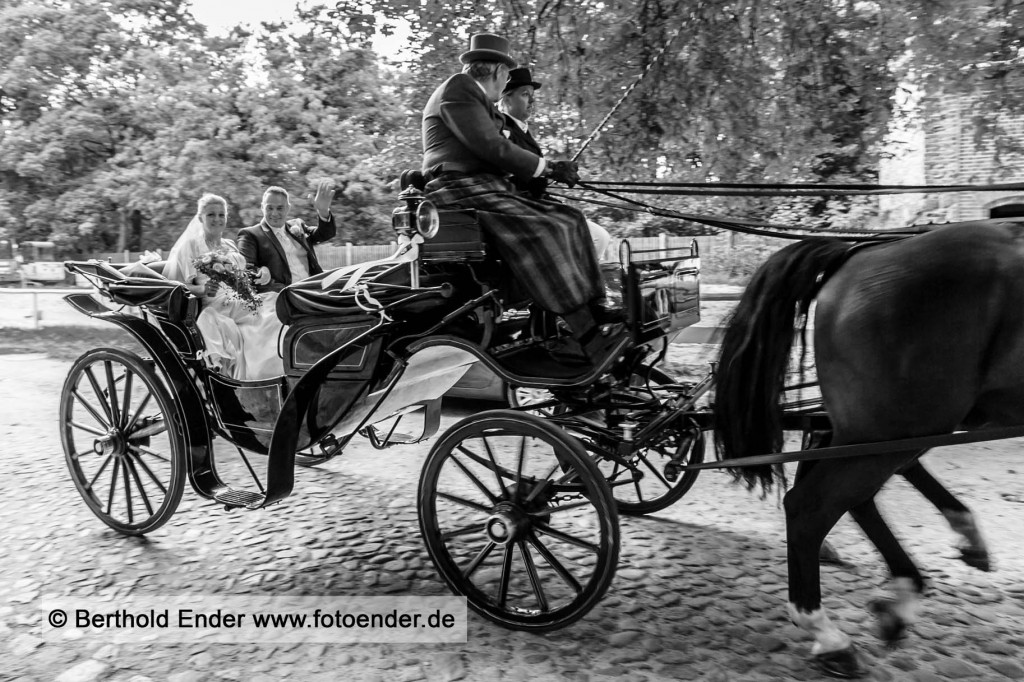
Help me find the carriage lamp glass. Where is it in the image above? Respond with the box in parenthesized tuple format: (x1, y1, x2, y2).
(415, 200, 440, 239)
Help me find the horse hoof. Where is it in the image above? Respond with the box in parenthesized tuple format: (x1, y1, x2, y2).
(813, 646, 867, 679)
(958, 547, 992, 572)
(869, 598, 907, 647)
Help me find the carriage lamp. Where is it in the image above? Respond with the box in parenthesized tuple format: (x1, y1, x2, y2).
(415, 200, 440, 239)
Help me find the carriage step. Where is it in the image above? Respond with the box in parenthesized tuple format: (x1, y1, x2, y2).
(215, 488, 266, 510)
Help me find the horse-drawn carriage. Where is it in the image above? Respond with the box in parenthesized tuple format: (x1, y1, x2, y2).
(61, 168, 1024, 677)
(59, 170, 724, 631)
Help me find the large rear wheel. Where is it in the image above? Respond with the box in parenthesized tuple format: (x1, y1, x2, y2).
(418, 410, 619, 631)
(59, 348, 185, 535)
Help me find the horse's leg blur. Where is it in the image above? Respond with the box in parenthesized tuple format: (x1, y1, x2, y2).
(800, 431, 848, 565)
(897, 459, 991, 571)
(846, 496, 925, 646)
(784, 453, 917, 679)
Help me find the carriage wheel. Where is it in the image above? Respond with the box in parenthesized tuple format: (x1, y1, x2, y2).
(59, 348, 185, 535)
(418, 409, 619, 631)
(590, 423, 705, 515)
(505, 384, 555, 414)
(563, 365, 705, 515)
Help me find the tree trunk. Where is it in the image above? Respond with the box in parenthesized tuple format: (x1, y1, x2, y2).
(116, 208, 128, 253)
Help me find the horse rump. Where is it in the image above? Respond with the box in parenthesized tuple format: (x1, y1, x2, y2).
(713, 238, 852, 493)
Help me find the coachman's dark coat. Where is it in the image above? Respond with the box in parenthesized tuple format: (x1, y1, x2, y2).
(421, 73, 602, 314)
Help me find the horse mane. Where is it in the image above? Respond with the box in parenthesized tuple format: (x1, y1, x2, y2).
(714, 238, 854, 496)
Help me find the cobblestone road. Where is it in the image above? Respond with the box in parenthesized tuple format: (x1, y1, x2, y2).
(3, 351, 1023, 682)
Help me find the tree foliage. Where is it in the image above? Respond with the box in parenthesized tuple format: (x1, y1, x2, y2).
(1, 0, 1023, 256)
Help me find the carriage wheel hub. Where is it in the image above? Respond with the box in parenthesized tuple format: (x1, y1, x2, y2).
(485, 503, 529, 545)
(93, 428, 126, 457)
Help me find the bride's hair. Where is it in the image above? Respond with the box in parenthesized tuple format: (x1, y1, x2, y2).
(164, 193, 229, 284)
(196, 193, 227, 217)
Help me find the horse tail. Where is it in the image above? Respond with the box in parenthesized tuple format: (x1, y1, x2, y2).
(714, 238, 853, 495)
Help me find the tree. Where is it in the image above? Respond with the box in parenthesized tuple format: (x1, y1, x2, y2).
(0, 0, 412, 255)
(332, 0, 1024, 233)
(0, 0, 207, 253)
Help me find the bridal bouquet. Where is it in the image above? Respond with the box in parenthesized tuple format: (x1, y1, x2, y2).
(192, 250, 262, 313)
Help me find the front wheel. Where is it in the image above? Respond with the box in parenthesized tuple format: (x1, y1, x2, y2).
(591, 423, 705, 515)
(59, 348, 185, 535)
(418, 410, 619, 631)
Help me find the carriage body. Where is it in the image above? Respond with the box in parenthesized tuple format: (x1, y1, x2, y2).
(58, 180, 708, 632)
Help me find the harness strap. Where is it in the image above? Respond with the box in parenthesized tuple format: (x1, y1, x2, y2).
(684, 423, 1024, 472)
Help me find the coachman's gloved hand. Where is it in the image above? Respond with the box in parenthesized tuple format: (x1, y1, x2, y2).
(547, 160, 579, 188)
(526, 176, 549, 199)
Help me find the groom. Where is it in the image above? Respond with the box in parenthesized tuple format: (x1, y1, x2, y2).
(238, 179, 337, 292)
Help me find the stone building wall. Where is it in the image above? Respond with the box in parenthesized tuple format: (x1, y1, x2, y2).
(880, 93, 1024, 227)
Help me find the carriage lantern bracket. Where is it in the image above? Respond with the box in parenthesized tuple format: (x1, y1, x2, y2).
(392, 170, 439, 241)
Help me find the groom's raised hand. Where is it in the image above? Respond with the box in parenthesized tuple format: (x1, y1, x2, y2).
(313, 178, 337, 221)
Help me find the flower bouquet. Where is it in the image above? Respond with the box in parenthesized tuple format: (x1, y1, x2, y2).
(192, 250, 262, 313)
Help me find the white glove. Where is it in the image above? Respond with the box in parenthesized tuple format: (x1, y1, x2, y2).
(255, 266, 271, 286)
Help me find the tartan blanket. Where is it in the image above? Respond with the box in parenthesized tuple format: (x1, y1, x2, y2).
(424, 174, 603, 314)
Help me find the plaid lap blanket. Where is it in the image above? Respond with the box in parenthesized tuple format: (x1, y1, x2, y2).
(424, 174, 603, 314)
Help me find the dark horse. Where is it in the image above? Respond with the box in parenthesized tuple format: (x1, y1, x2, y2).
(714, 220, 1024, 678)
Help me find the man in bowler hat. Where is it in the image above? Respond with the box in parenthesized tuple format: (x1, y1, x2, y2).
(421, 32, 624, 362)
(498, 67, 612, 260)
(498, 67, 543, 156)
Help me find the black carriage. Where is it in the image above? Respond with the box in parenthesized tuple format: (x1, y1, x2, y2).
(60, 171, 712, 631)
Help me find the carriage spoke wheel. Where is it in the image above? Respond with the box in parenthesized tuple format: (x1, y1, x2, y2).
(419, 409, 619, 631)
(60, 348, 185, 535)
(564, 366, 705, 515)
(591, 424, 705, 515)
(506, 384, 555, 415)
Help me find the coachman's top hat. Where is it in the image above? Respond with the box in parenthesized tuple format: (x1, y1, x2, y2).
(460, 33, 517, 69)
(503, 67, 542, 94)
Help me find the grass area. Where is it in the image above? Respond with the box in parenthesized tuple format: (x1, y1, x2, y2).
(0, 326, 146, 362)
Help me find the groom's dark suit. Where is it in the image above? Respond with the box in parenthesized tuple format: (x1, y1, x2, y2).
(237, 216, 337, 293)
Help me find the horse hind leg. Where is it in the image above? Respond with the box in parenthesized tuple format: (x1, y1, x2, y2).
(898, 459, 991, 571)
(783, 462, 868, 679)
(847, 497, 926, 648)
(799, 432, 851, 566)
(783, 449, 923, 679)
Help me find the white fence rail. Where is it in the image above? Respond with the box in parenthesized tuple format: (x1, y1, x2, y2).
(95, 234, 719, 269)
(3, 234, 726, 330)
(0, 288, 91, 330)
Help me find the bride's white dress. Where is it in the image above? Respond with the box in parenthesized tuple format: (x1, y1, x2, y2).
(165, 238, 283, 381)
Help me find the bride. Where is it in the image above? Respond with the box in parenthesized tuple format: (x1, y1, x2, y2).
(164, 193, 284, 380)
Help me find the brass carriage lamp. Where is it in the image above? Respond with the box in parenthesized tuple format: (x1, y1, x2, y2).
(391, 170, 439, 240)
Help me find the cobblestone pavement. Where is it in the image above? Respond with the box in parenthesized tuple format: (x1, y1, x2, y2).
(2, 351, 1023, 682)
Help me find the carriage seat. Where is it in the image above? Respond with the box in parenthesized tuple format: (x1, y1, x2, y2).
(420, 209, 487, 262)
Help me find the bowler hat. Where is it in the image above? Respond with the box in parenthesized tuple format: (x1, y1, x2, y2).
(503, 67, 542, 94)
(460, 33, 517, 68)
